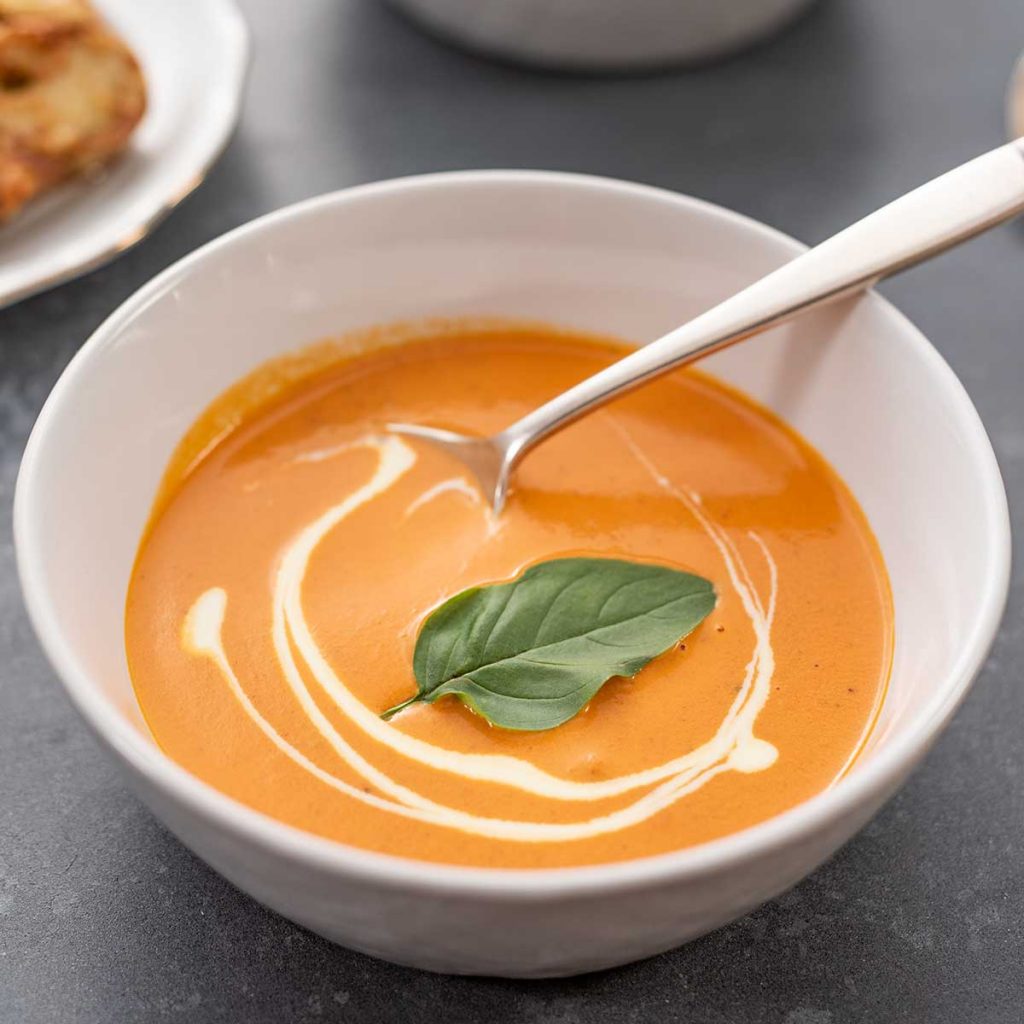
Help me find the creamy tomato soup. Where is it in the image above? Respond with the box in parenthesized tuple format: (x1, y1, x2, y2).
(126, 323, 892, 869)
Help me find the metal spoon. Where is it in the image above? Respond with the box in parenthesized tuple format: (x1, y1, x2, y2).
(391, 139, 1024, 514)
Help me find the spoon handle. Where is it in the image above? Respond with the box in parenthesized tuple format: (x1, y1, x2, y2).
(498, 139, 1024, 465)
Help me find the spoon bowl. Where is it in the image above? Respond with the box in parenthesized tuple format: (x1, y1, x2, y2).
(387, 423, 512, 513)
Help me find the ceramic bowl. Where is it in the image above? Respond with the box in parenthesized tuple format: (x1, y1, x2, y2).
(15, 171, 1010, 977)
(388, 0, 815, 70)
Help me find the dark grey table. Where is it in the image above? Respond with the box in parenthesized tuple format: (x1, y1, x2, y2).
(3, 1, 1023, 1020)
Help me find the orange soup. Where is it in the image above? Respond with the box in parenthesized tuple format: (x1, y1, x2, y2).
(126, 324, 892, 869)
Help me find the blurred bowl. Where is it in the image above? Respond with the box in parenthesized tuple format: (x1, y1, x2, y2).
(1008, 51, 1024, 140)
(388, 0, 816, 71)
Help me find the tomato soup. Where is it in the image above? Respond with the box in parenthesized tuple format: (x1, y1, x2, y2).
(125, 324, 892, 868)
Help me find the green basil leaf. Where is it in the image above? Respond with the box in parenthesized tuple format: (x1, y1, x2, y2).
(381, 557, 716, 731)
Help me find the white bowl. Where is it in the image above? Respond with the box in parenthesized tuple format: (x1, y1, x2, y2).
(15, 171, 1010, 977)
(389, 0, 815, 70)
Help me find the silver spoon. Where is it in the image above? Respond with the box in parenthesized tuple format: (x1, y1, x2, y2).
(391, 139, 1024, 514)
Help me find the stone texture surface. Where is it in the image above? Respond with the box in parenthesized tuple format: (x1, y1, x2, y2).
(2, 0, 1022, 1020)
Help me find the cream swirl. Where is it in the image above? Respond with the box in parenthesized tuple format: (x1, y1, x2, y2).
(182, 426, 780, 842)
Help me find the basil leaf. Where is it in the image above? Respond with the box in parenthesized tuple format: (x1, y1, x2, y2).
(381, 557, 716, 731)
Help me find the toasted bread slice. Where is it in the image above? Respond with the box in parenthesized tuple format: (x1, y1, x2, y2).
(0, 0, 146, 221)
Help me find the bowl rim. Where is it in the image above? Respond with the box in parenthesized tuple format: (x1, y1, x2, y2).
(14, 169, 1012, 898)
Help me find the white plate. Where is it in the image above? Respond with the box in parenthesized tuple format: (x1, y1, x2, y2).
(0, 0, 249, 310)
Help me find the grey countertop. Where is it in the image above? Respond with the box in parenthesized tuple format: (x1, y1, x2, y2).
(2, 0, 1023, 1020)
